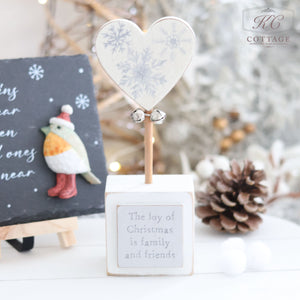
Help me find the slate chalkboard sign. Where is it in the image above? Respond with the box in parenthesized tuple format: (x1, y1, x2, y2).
(0, 54, 107, 226)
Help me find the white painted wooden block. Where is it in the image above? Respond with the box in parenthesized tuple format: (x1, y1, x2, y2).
(105, 174, 195, 276)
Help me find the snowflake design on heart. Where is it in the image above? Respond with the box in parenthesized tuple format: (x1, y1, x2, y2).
(117, 48, 166, 99)
(102, 22, 131, 54)
(28, 64, 44, 80)
(154, 23, 192, 60)
(75, 94, 90, 110)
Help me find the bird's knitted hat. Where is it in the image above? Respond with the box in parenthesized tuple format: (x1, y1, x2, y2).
(50, 105, 75, 131)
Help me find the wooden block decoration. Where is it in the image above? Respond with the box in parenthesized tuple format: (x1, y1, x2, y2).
(0, 55, 107, 227)
(105, 175, 194, 276)
(97, 17, 196, 275)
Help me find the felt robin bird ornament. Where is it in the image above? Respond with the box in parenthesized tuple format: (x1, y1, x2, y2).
(41, 104, 101, 199)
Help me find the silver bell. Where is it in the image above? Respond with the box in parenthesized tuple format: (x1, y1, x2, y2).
(131, 108, 145, 123)
(150, 109, 166, 124)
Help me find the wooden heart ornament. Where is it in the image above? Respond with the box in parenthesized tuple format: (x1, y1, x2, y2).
(95, 17, 196, 111)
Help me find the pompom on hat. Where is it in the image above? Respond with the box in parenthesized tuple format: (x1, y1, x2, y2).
(50, 105, 75, 131)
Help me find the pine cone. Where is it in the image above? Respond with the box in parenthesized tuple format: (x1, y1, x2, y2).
(196, 160, 268, 234)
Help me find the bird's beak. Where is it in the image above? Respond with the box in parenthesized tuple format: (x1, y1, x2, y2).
(41, 126, 50, 135)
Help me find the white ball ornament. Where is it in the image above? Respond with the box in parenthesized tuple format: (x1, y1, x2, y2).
(220, 248, 247, 276)
(213, 155, 230, 170)
(195, 159, 214, 179)
(253, 160, 265, 170)
(221, 237, 246, 252)
(190, 171, 200, 185)
(247, 241, 272, 270)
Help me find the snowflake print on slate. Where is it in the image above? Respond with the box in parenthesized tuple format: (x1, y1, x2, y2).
(75, 94, 90, 110)
(117, 48, 166, 99)
(154, 23, 192, 60)
(102, 22, 131, 54)
(28, 64, 44, 80)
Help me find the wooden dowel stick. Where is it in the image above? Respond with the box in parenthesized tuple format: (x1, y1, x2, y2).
(144, 111, 153, 184)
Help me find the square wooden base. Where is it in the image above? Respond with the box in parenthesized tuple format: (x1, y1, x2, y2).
(105, 175, 195, 276)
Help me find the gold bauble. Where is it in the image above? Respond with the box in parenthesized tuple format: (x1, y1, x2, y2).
(220, 137, 233, 152)
(244, 123, 256, 133)
(213, 117, 228, 130)
(230, 129, 246, 143)
(229, 111, 240, 121)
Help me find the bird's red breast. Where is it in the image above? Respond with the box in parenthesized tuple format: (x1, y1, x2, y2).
(44, 132, 71, 157)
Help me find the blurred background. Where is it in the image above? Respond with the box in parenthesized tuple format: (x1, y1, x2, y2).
(1, 0, 300, 223)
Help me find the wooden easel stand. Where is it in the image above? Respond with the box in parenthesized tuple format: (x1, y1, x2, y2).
(0, 217, 78, 258)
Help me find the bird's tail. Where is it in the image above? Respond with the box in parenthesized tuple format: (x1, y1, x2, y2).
(81, 172, 101, 184)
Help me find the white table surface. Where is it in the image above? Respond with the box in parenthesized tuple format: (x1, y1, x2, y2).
(0, 214, 300, 300)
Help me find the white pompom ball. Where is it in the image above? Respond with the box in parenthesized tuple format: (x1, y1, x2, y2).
(198, 182, 208, 192)
(253, 160, 265, 170)
(61, 104, 73, 115)
(221, 237, 246, 252)
(213, 156, 230, 170)
(195, 160, 214, 179)
(220, 248, 247, 276)
(247, 241, 271, 270)
(190, 171, 200, 185)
